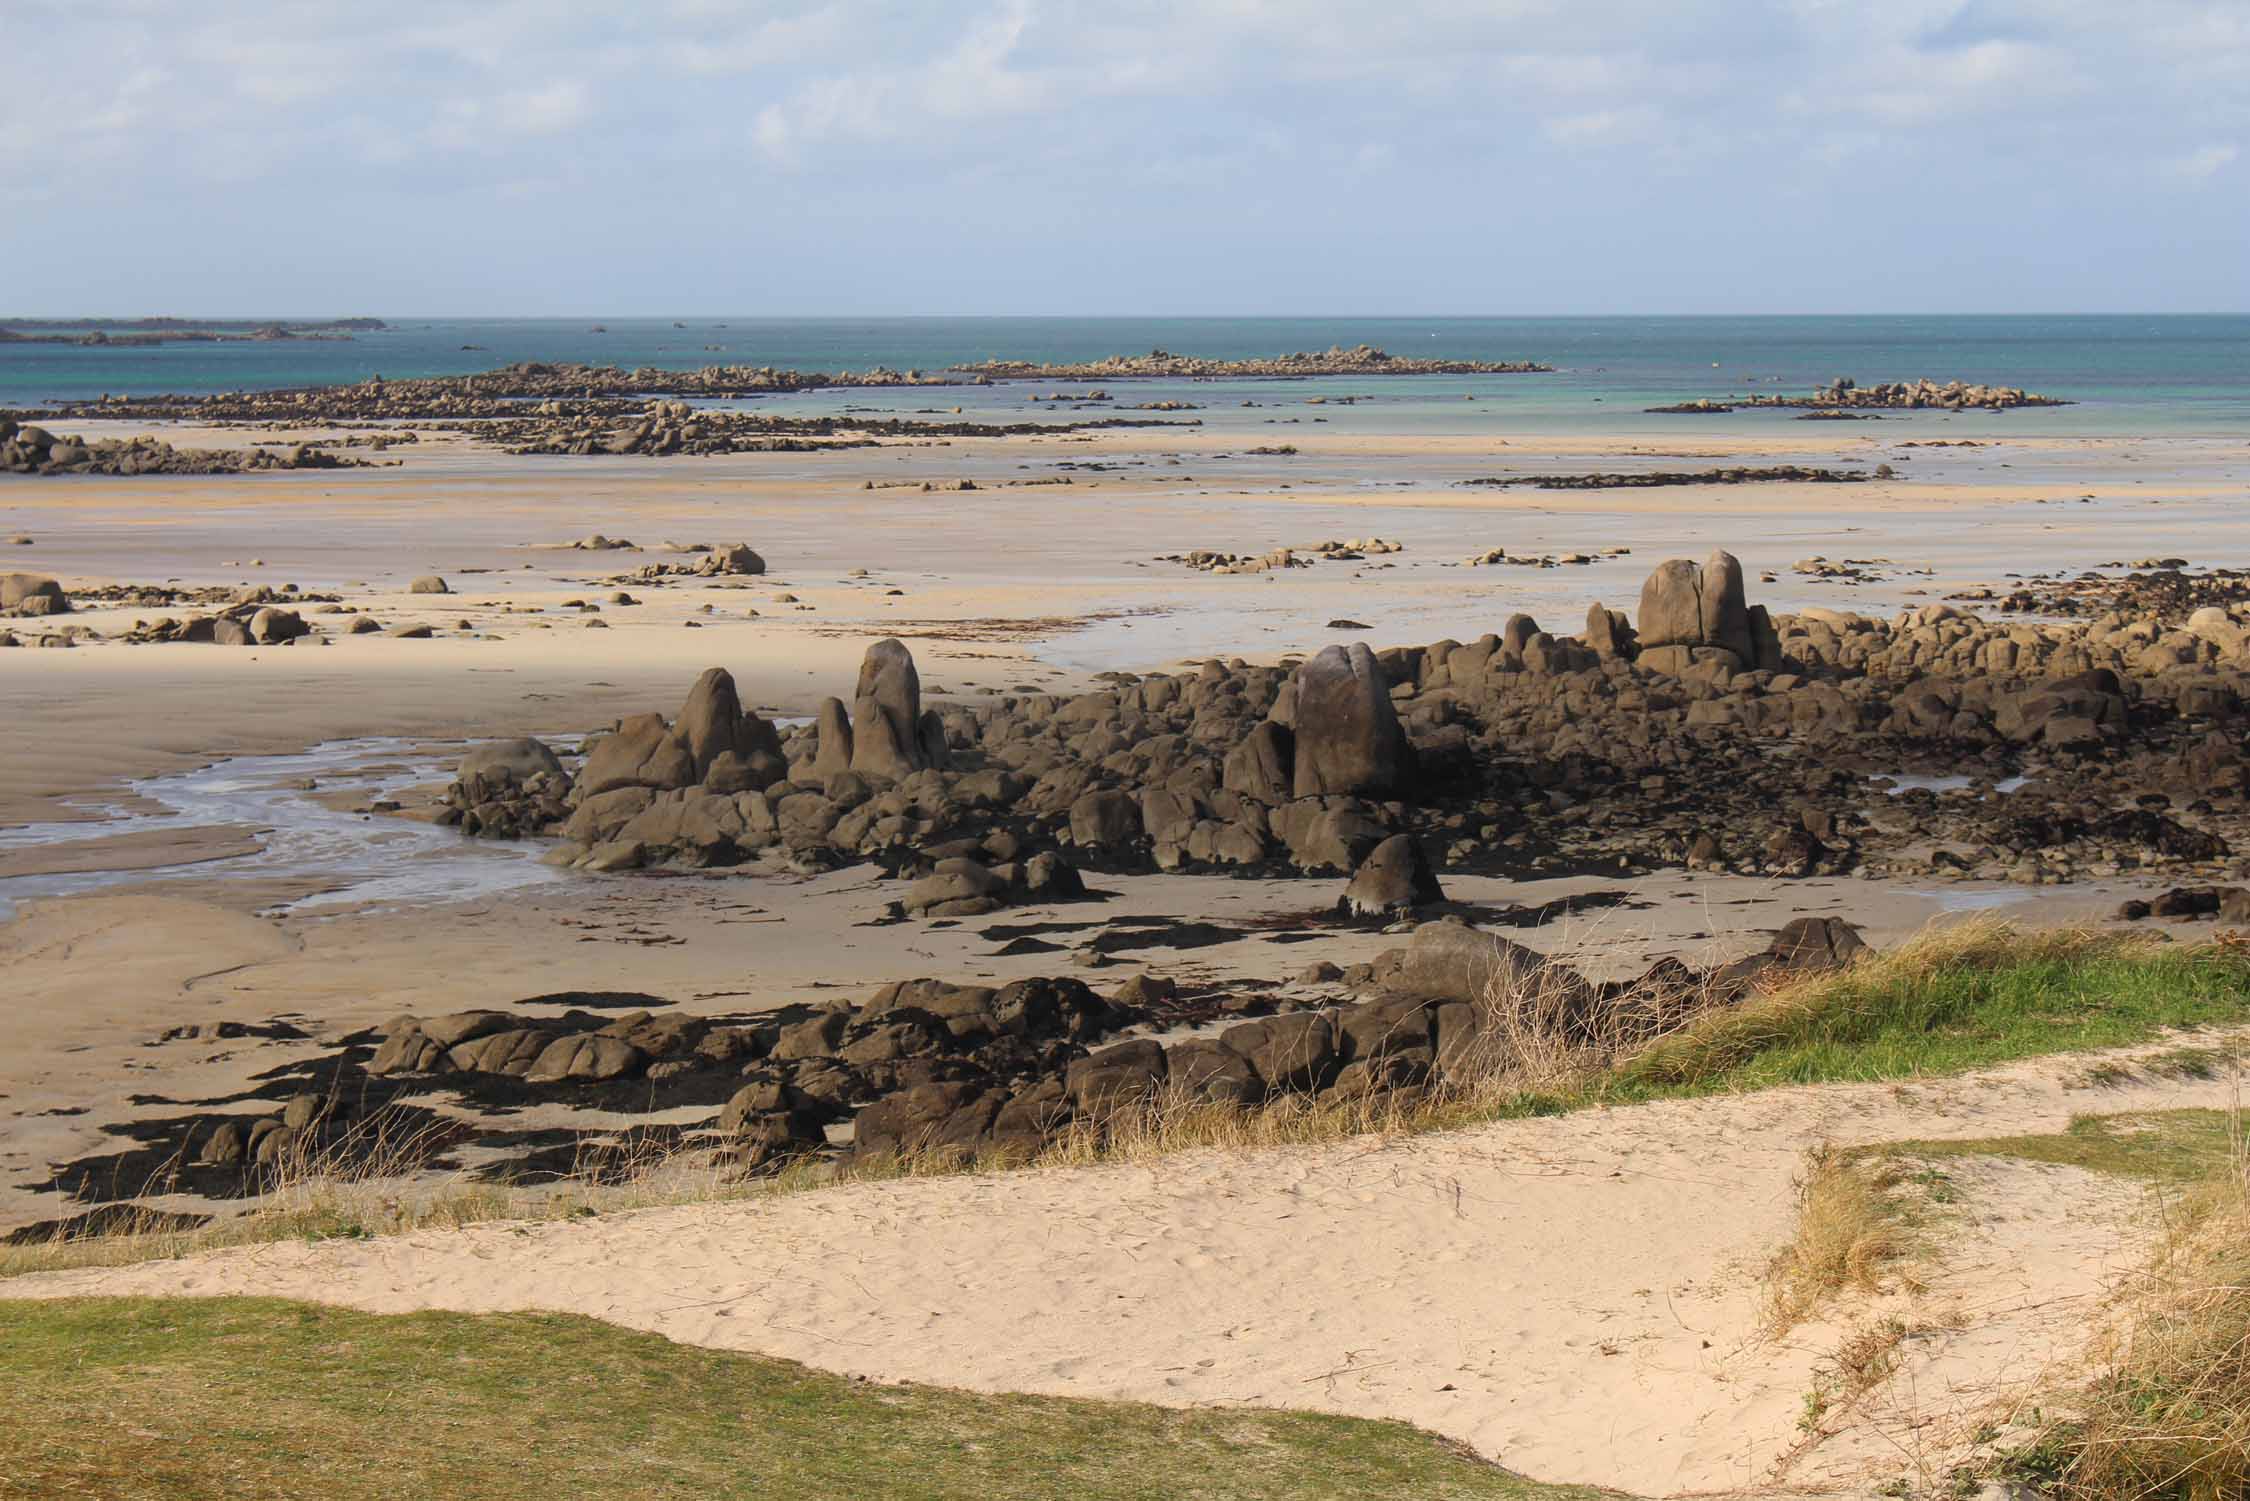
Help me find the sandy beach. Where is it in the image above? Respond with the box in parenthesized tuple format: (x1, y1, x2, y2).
(7, 386, 2250, 1498)
(2, 415, 2232, 1217)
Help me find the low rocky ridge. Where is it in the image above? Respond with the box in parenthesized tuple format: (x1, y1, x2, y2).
(440, 549, 2250, 896)
(951, 344, 1552, 378)
(0, 557, 764, 649)
(1, 419, 365, 476)
(1158, 538, 1404, 575)
(1649, 376, 2066, 414)
(19, 917, 1861, 1231)
(0, 317, 380, 346)
(25, 347, 1545, 429)
(1461, 465, 1876, 490)
(30, 362, 957, 424)
(475, 404, 1199, 458)
(1952, 564, 2250, 625)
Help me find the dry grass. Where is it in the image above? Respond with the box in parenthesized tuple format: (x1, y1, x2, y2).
(2001, 1117, 2250, 1500)
(1765, 1145, 1926, 1330)
(0, 1108, 839, 1278)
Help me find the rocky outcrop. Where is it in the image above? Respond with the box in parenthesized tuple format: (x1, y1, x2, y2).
(0, 418, 364, 475)
(1463, 466, 1871, 491)
(443, 543, 2250, 899)
(1649, 376, 2067, 414)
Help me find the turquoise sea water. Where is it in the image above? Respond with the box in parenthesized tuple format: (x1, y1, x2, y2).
(4, 315, 2247, 436)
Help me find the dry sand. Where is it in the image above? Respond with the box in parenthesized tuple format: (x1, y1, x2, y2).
(8, 1040, 2225, 1496)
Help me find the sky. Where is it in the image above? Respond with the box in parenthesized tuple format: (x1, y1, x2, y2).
(6, 0, 2247, 316)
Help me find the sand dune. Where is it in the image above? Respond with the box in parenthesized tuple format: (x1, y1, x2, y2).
(10, 1042, 2224, 1496)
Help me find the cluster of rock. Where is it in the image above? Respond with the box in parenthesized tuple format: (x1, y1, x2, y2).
(1649, 378, 2067, 414)
(1956, 566, 2250, 626)
(364, 977, 1140, 1170)
(2117, 885, 2250, 924)
(320, 916, 1866, 1180)
(1160, 538, 1403, 575)
(122, 604, 312, 646)
(434, 542, 2250, 898)
(624, 543, 765, 581)
(1164, 548, 1315, 575)
(1463, 466, 1872, 491)
(1, 419, 361, 476)
(193, 1091, 341, 1169)
(1462, 548, 1598, 567)
(952, 346, 1553, 379)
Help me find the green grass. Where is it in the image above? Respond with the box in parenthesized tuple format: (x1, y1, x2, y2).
(1884, 1109, 2245, 1186)
(0, 1297, 1606, 1501)
(1616, 927, 2250, 1097)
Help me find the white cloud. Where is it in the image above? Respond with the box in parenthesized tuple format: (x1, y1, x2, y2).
(2164, 142, 2240, 180)
(4, 0, 2246, 304)
(499, 81, 589, 135)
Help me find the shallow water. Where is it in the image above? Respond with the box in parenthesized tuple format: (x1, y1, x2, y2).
(1913, 887, 2034, 914)
(8, 314, 2248, 435)
(0, 738, 569, 920)
(1880, 773, 2031, 797)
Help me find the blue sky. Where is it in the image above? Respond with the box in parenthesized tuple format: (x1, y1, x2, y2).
(8, 0, 2246, 315)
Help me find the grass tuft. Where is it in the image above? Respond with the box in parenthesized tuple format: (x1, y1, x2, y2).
(1766, 1146, 1926, 1330)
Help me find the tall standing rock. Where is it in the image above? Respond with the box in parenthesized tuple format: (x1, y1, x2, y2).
(676, 668, 748, 779)
(811, 696, 855, 778)
(1290, 642, 1412, 799)
(850, 638, 927, 780)
(1698, 550, 1752, 661)
(1584, 602, 1634, 659)
(1636, 550, 1753, 664)
(674, 667, 787, 788)
(1637, 560, 1704, 648)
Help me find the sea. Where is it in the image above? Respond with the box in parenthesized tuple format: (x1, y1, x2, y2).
(4, 315, 2247, 438)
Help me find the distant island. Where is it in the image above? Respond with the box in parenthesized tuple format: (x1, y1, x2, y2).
(0, 317, 386, 347)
